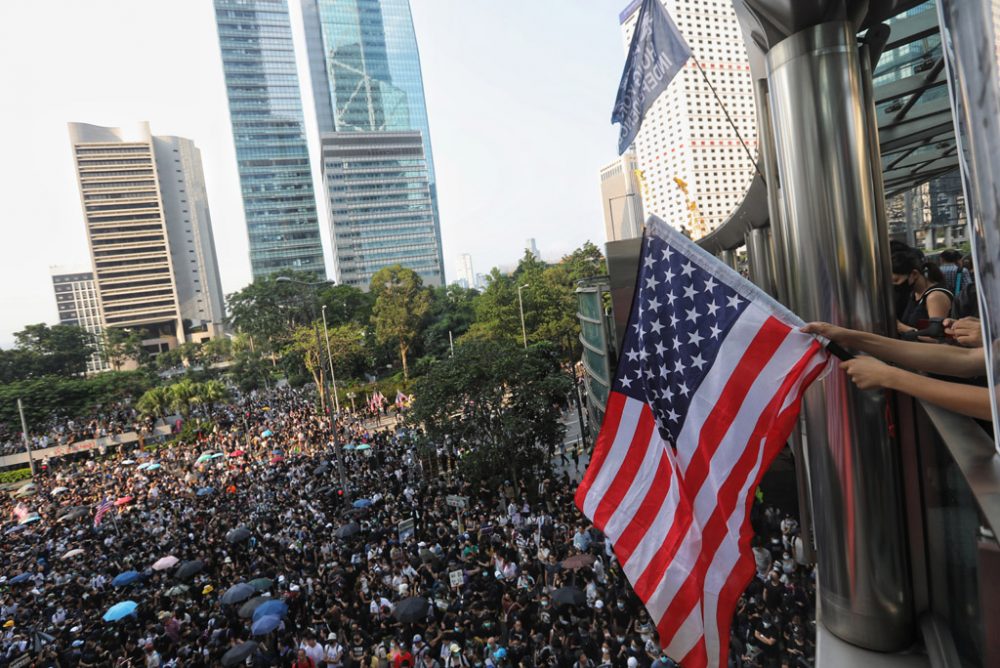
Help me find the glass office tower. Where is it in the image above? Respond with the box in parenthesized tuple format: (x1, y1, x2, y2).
(301, 0, 444, 286)
(214, 0, 326, 279)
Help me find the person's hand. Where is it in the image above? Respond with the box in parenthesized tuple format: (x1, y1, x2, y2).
(801, 322, 853, 344)
(896, 319, 915, 335)
(840, 356, 896, 390)
(944, 317, 983, 348)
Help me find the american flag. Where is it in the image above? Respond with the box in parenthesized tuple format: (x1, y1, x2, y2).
(93, 498, 114, 527)
(575, 217, 829, 668)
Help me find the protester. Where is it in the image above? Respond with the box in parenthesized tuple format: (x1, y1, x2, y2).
(0, 386, 815, 667)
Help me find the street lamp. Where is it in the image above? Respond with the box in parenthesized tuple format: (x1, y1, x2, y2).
(517, 283, 530, 349)
(274, 276, 350, 501)
(320, 305, 341, 415)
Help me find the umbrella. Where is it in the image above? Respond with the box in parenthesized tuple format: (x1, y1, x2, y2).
(115, 496, 134, 506)
(51, 487, 70, 496)
(195, 453, 215, 464)
(135, 452, 151, 459)
(560, 554, 596, 571)
(251, 614, 281, 636)
(152, 556, 179, 571)
(248, 577, 273, 592)
(221, 583, 255, 605)
(120, 459, 135, 465)
(342, 444, 355, 451)
(226, 527, 252, 544)
(551, 586, 586, 608)
(228, 450, 245, 457)
(355, 444, 371, 451)
(210, 453, 225, 459)
(238, 596, 269, 619)
(19, 514, 41, 525)
(165, 584, 189, 597)
(221, 641, 258, 667)
(269, 456, 284, 464)
(335, 522, 360, 539)
(175, 560, 204, 581)
(313, 463, 330, 476)
(5, 525, 26, 535)
(102, 601, 137, 622)
(136, 462, 152, 471)
(112, 570, 142, 587)
(61, 548, 84, 560)
(146, 463, 161, 471)
(196, 487, 214, 497)
(59, 507, 89, 522)
(352, 499, 372, 509)
(392, 596, 429, 623)
(271, 449, 283, 455)
(251, 600, 288, 622)
(14, 484, 36, 498)
(261, 430, 273, 438)
(9, 573, 31, 585)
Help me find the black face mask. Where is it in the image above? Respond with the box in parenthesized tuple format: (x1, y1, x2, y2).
(893, 282, 912, 316)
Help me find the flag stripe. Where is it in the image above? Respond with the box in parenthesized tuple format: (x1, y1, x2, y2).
(575, 392, 627, 506)
(608, 447, 672, 563)
(592, 409, 657, 528)
(580, 398, 643, 518)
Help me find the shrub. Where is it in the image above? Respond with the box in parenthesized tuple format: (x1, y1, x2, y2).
(0, 468, 33, 485)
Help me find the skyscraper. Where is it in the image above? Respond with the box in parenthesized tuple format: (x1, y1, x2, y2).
(600, 149, 645, 241)
(301, 0, 444, 285)
(214, 0, 326, 279)
(50, 267, 108, 373)
(68, 122, 226, 350)
(320, 131, 438, 287)
(456, 253, 475, 289)
(526, 238, 540, 260)
(619, 0, 756, 235)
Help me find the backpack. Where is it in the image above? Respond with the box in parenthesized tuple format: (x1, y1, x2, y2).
(952, 278, 980, 320)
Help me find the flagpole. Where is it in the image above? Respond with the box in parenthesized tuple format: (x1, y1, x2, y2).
(689, 54, 762, 179)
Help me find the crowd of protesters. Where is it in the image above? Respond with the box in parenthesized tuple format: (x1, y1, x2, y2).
(0, 386, 815, 668)
(0, 405, 146, 456)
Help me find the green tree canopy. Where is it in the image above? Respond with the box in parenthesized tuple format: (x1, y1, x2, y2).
(410, 340, 570, 490)
(225, 271, 321, 353)
(370, 265, 430, 380)
(8, 323, 95, 378)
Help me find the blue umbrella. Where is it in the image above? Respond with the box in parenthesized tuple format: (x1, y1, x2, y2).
(9, 573, 31, 584)
(112, 571, 142, 587)
(352, 499, 372, 509)
(18, 514, 41, 525)
(355, 444, 371, 452)
(271, 449, 282, 455)
(261, 430, 273, 438)
(146, 463, 161, 471)
(5, 525, 26, 535)
(251, 614, 282, 636)
(252, 600, 288, 622)
(210, 453, 226, 459)
(136, 462, 151, 471)
(197, 487, 214, 497)
(103, 600, 137, 622)
(342, 444, 355, 451)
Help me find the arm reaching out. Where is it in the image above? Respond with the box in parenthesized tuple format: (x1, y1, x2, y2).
(840, 356, 993, 421)
(802, 322, 986, 378)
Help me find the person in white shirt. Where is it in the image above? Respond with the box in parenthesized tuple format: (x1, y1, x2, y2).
(299, 634, 325, 665)
(324, 631, 345, 667)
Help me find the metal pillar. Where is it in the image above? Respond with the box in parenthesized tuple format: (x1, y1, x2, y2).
(753, 78, 790, 304)
(766, 22, 913, 651)
(719, 249, 736, 269)
(745, 227, 776, 296)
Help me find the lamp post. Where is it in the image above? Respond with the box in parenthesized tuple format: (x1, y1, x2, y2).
(274, 276, 350, 501)
(17, 399, 35, 477)
(320, 305, 341, 415)
(517, 283, 530, 349)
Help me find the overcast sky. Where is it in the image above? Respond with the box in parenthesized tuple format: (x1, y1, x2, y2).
(0, 0, 626, 346)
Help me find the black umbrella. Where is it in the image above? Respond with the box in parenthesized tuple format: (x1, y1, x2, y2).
(313, 463, 330, 476)
(221, 583, 255, 605)
(58, 507, 89, 523)
(238, 596, 269, 619)
(221, 641, 258, 667)
(226, 528, 252, 544)
(552, 586, 586, 608)
(335, 522, 360, 539)
(392, 596, 429, 623)
(175, 560, 204, 581)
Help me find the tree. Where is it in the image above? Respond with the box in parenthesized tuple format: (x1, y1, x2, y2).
(229, 348, 272, 393)
(199, 379, 230, 412)
(225, 272, 319, 355)
(201, 337, 233, 365)
(370, 265, 431, 380)
(12, 323, 95, 377)
(100, 328, 145, 372)
(318, 284, 375, 328)
(166, 379, 200, 418)
(422, 286, 478, 360)
(136, 386, 171, 418)
(286, 325, 330, 408)
(410, 340, 570, 490)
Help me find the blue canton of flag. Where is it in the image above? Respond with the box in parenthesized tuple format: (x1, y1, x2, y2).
(613, 0, 690, 154)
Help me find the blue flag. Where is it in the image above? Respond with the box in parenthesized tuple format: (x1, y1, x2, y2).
(612, 0, 690, 154)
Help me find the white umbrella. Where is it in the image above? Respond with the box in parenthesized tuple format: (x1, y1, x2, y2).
(51, 487, 69, 496)
(61, 548, 84, 560)
(120, 460, 135, 466)
(152, 555, 179, 571)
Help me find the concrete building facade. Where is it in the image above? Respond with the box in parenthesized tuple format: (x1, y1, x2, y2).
(619, 0, 757, 236)
(600, 149, 646, 241)
(50, 268, 108, 374)
(320, 131, 439, 288)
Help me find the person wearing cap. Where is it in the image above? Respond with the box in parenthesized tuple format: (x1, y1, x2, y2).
(324, 631, 344, 668)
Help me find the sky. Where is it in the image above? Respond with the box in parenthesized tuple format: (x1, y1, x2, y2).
(0, 0, 626, 347)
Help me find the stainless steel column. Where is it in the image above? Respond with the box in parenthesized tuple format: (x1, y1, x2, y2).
(745, 227, 776, 296)
(766, 22, 913, 651)
(719, 249, 737, 269)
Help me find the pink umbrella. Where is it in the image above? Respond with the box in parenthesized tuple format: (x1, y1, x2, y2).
(115, 496, 134, 507)
(269, 455, 284, 464)
(229, 450, 246, 458)
(152, 555, 179, 571)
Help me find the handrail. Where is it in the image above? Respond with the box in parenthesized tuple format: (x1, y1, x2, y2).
(919, 399, 1000, 534)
